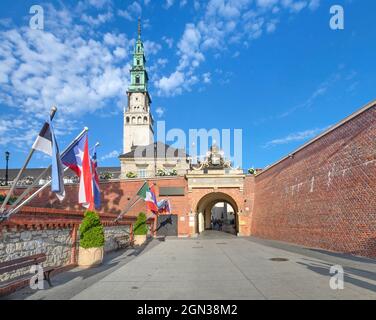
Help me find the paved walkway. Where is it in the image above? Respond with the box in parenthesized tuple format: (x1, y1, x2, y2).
(4, 231, 376, 300)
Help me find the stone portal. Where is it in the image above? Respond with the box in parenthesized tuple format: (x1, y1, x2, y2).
(186, 144, 248, 236)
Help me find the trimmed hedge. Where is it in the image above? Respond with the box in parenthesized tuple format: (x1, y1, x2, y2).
(133, 212, 148, 236)
(79, 211, 105, 249)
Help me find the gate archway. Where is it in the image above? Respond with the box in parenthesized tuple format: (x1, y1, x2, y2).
(195, 192, 240, 235)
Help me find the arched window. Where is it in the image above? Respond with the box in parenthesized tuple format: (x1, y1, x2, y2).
(126, 117, 130, 124)
(138, 116, 142, 124)
(135, 75, 140, 84)
(144, 116, 148, 124)
(132, 117, 136, 124)
(137, 59, 140, 65)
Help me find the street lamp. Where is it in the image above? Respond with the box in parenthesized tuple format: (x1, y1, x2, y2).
(5, 151, 10, 186)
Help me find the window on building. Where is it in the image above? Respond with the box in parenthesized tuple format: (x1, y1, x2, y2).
(138, 169, 147, 178)
(137, 59, 140, 65)
(136, 75, 140, 84)
(126, 117, 130, 124)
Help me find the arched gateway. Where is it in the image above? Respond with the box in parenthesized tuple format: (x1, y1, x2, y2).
(196, 192, 240, 234)
(186, 144, 248, 236)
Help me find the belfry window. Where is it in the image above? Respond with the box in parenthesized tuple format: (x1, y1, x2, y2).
(135, 75, 140, 84)
(137, 59, 140, 65)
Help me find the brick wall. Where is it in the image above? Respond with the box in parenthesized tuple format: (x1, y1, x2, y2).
(252, 102, 376, 258)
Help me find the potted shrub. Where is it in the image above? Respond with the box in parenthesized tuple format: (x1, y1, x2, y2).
(133, 212, 148, 246)
(156, 169, 166, 176)
(126, 171, 137, 178)
(78, 211, 105, 267)
(248, 168, 257, 175)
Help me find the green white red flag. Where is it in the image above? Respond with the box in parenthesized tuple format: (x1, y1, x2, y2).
(137, 182, 158, 213)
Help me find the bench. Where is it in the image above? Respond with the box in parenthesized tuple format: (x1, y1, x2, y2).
(114, 235, 130, 249)
(0, 253, 55, 295)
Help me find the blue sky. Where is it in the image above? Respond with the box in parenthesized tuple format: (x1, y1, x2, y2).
(0, 0, 375, 171)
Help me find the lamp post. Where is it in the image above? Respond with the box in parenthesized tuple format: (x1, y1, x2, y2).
(5, 151, 9, 186)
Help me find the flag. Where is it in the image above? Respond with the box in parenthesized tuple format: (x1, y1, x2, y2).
(91, 146, 101, 210)
(32, 119, 65, 200)
(61, 132, 93, 208)
(137, 182, 158, 213)
(157, 199, 171, 214)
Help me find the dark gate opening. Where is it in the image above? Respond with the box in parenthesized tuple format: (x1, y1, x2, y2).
(156, 214, 178, 237)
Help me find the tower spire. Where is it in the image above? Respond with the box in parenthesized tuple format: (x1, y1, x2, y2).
(138, 18, 141, 39)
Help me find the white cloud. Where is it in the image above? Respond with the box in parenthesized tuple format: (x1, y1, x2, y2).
(279, 71, 341, 118)
(118, 1, 142, 21)
(266, 20, 278, 33)
(203, 72, 211, 84)
(177, 23, 204, 71)
(155, 0, 321, 97)
(155, 71, 185, 96)
(114, 47, 127, 58)
(101, 150, 120, 161)
(264, 126, 331, 148)
(162, 36, 174, 48)
(87, 0, 112, 8)
(309, 0, 320, 11)
(165, 0, 175, 9)
(155, 107, 165, 118)
(81, 11, 113, 26)
(144, 40, 162, 55)
(0, 2, 132, 149)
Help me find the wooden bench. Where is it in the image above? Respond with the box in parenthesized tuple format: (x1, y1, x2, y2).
(0, 253, 55, 294)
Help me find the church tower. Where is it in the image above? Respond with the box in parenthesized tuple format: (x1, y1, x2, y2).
(123, 19, 154, 154)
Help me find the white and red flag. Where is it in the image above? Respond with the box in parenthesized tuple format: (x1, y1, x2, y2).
(61, 132, 93, 208)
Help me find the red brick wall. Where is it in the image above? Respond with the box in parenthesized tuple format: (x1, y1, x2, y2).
(252, 103, 376, 258)
(6, 176, 253, 237)
(8, 177, 192, 236)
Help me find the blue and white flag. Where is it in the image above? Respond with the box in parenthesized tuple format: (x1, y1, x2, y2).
(32, 119, 65, 200)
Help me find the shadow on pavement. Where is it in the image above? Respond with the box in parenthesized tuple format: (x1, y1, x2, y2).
(308, 248, 376, 264)
(296, 260, 376, 294)
(3, 238, 161, 300)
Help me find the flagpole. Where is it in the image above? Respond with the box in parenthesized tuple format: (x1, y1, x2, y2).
(8, 166, 51, 209)
(114, 181, 147, 222)
(0, 127, 89, 222)
(1, 166, 70, 221)
(8, 127, 90, 211)
(90, 142, 100, 153)
(0, 107, 57, 214)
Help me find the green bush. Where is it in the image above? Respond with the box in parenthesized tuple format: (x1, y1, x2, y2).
(248, 168, 257, 175)
(79, 211, 105, 249)
(133, 212, 148, 236)
(126, 171, 137, 178)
